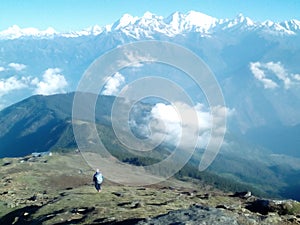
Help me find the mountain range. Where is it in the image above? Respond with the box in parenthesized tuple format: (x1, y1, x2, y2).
(1, 93, 300, 201)
(1, 11, 300, 39)
(0, 11, 300, 200)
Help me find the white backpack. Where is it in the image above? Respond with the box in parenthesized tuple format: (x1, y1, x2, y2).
(96, 173, 103, 184)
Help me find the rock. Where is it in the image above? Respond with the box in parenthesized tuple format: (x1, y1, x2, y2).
(263, 214, 282, 224)
(65, 187, 73, 190)
(8, 202, 16, 208)
(71, 207, 94, 214)
(244, 191, 252, 198)
(117, 202, 131, 207)
(146, 201, 168, 206)
(181, 191, 195, 196)
(112, 192, 124, 197)
(231, 191, 252, 199)
(246, 199, 270, 215)
(1, 191, 8, 195)
(4, 177, 12, 184)
(132, 201, 143, 209)
(286, 215, 298, 223)
(245, 199, 300, 216)
(12, 216, 19, 224)
(60, 192, 68, 196)
(77, 208, 87, 213)
(137, 204, 240, 225)
(270, 200, 300, 215)
(216, 204, 230, 210)
(28, 195, 37, 201)
(137, 187, 146, 191)
(2, 161, 12, 166)
(198, 193, 211, 199)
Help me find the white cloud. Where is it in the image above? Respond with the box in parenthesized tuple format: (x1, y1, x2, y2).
(250, 62, 278, 89)
(102, 72, 125, 96)
(293, 74, 300, 81)
(0, 76, 29, 97)
(8, 62, 26, 71)
(117, 49, 157, 68)
(0, 67, 5, 72)
(250, 61, 300, 89)
(34, 68, 68, 95)
(131, 101, 232, 150)
(150, 103, 183, 145)
(265, 62, 292, 89)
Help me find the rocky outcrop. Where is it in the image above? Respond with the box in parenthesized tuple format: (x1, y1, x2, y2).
(136, 201, 300, 225)
(137, 205, 239, 225)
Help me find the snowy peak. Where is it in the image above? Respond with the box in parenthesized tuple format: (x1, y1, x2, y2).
(0, 25, 58, 39)
(261, 19, 300, 35)
(111, 11, 166, 38)
(111, 10, 220, 37)
(164, 11, 218, 33)
(233, 13, 255, 26)
(61, 25, 103, 38)
(0, 24, 104, 39)
(280, 19, 300, 31)
(142, 11, 160, 20)
(184, 10, 218, 28)
(134, 11, 164, 28)
(235, 13, 254, 26)
(0, 11, 299, 40)
(111, 13, 139, 30)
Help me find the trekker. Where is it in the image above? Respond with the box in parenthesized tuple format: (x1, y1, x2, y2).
(93, 169, 103, 192)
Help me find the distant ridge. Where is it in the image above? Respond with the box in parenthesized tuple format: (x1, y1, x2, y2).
(0, 93, 115, 157)
(1, 11, 300, 39)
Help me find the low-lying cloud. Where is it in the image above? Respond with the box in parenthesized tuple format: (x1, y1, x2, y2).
(130, 101, 234, 150)
(0, 76, 30, 97)
(102, 72, 125, 96)
(250, 61, 300, 89)
(8, 62, 27, 71)
(293, 74, 300, 81)
(33, 68, 68, 95)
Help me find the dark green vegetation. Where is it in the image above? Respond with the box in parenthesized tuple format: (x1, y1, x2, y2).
(0, 93, 114, 157)
(0, 93, 300, 201)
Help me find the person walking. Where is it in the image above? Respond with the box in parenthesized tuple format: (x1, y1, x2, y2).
(93, 169, 103, 192)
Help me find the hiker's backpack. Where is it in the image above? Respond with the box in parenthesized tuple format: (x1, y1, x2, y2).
(95, 173, 103, 184)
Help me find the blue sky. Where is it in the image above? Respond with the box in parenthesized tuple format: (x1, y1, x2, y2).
(1, 0, 300, 31)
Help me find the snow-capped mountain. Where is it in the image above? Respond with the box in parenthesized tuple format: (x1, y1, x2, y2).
(0, 25, 58, 39)
(0, 11, 300, 159)
(1, 11, 300, 203)
(1, 11, 300, 40)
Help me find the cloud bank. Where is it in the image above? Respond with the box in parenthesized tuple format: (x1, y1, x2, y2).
(8, 62, 27, 71)
(130, 101, 233, 150)
(250, 61, 300, 89)
(0, 67, 68, 99)
(33, 68, 68, 95)
(102, 72, 125, 96)
(0, 76, 30, 97)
